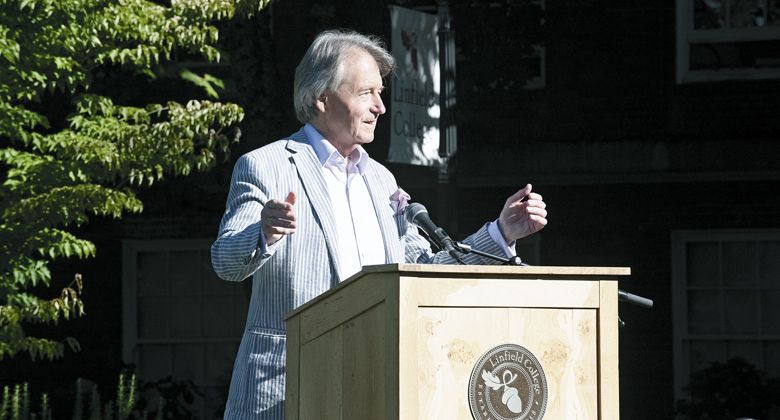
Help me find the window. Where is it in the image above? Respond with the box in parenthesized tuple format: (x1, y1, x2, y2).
(122, 240, 249, 418)
(671, 230, 780, 400)
(676, 0, 780, 83)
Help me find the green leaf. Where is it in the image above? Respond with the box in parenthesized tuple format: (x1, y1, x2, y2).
(1, 0, 260, 364)
(180, 69, 221, 99)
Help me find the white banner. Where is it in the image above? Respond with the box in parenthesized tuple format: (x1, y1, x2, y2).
(389, 6, 441, 166)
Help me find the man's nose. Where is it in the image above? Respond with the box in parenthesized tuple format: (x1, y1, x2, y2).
(372, 93, 386, 115)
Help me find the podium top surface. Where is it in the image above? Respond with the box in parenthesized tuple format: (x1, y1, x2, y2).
(358, 263, 630, 278)
(285, 264, 630, 319)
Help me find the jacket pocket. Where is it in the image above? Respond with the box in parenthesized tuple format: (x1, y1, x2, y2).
(245, 328, 286, 414)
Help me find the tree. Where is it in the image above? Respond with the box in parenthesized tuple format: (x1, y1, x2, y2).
(0, 0, 270, 362)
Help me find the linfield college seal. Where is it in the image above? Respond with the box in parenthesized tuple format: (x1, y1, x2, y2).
(468, 343, 548, 420)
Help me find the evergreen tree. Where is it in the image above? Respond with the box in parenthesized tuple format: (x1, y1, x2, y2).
(0, 0, 270, 361)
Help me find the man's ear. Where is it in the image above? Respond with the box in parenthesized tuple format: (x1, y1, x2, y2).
(315, 94, 327, 113)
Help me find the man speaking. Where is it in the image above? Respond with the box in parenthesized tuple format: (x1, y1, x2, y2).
(211, 29, 547, 419)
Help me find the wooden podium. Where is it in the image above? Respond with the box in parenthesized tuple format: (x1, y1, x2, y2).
(285, 264, 630, 419)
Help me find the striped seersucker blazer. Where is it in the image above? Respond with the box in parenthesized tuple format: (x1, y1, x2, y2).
(211, 128, 506, 419)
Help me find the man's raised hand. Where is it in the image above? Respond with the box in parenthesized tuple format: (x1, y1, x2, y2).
(262, 192, 297, 245)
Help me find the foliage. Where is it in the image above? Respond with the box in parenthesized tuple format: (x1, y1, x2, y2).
(0, 0, 271, 362)
(133, 376, 202, 420)
(70, 375, 137, 420)
(1, 373, 153, 420)
(0, 383, 41, 420)
(675, 357, 780, 420)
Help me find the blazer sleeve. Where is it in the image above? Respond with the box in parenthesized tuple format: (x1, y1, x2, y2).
(211, 153, 276, 282)
(403, 222, 508, 266)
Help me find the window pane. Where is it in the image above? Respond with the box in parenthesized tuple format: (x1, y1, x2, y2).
(759, 241, 780, 289)
(170, 296, 203, 338)
(687, 242, 720, 287)
(695, 0, 725, 29)
(689, 290, 721, 333)
(724, 290, 759, 334)
(138, 296, 168, 338)
(729, 0, 767, 27)
(726, 340, 764, 370)
(173, 343, 204, 383)
(140, 344, 171, 382)
(689, 340, 726, 372)
(138, 252, 167, 296)
(204, 270, 245, 296)
(766, 342, 780, 377)
(760, 290, 780, 334)
(770, 0, 780, 25)
(203, 296, 234, 338)
(170, 250, 203, 295)
(690, 40, 780, 70)
(205, 343, 238, 385)
(723, 241, 757, 287)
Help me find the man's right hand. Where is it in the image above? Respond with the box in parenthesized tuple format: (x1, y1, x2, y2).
(261, 192, 297, 245)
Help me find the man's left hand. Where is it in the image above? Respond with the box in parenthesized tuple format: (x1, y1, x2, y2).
(497, 184, 548, 244)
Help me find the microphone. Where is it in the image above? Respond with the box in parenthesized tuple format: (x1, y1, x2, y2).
(618, 289, 654, 309)
(404, 202, 459, 256)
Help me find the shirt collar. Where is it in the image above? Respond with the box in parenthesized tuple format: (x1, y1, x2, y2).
(304, 123, 369, 174)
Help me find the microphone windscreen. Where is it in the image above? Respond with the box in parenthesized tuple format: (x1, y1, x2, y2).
(404, 202, 428, 224)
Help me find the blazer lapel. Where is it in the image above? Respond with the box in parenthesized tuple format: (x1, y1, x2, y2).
(285, 132, 342, 281)
(363, 162, 403, 264)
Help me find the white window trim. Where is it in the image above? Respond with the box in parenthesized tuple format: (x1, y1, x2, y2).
(676, 1, 780, 83)
(671, 228, 780, 401)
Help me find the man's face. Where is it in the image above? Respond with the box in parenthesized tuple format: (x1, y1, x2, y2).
(313, 48, 386, 156)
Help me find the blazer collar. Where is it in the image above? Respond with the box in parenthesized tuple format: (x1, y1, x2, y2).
(285, 129, 342, 279)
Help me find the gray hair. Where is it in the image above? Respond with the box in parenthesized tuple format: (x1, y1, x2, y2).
(293, 29, 395, 124)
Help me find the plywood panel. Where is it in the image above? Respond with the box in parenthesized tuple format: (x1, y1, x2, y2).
(299, 327, 343, 419)
(298, 272, 392, 344)
(342, 303, 387, 420)
(598, 281, 620, 418)
(407, 277, 601, 308)
(285, 316, 300, 419)
(515, 309, 598, 419)
(416, 307, 510, 419)
(415, 307, 599, 420)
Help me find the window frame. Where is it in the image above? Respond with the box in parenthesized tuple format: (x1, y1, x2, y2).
(671, 228, 780, 401)
(122, 239, 247, 417)
(676, 0, 780, 83)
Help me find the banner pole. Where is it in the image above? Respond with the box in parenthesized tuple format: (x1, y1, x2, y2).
(437, 0, 456, 229)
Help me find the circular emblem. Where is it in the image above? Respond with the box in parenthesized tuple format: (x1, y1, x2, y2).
(468, 343, 548, 420)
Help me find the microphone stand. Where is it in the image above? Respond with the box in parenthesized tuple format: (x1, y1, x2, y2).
(453, 242, 527, 266)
